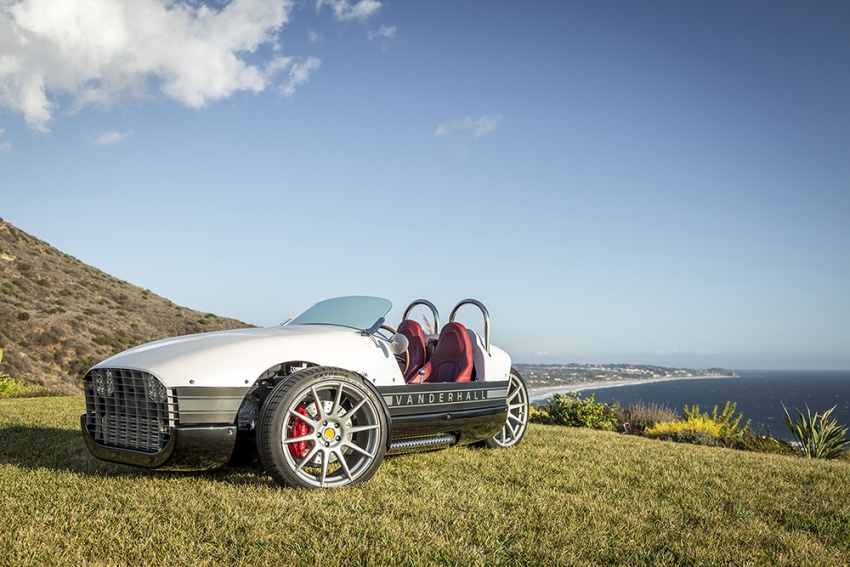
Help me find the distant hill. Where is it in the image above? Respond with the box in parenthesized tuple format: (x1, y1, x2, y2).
(0, 218, 253, 394)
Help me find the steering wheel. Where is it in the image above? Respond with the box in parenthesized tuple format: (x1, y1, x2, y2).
(381, 325, 409, 376)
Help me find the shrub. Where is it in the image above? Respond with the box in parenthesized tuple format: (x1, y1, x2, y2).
(645, 415, 724, 439)
(682, 401, 751, 439)
(644, 407, 756, 448)
(531, 391, 618, 431)
(0, 349, 12, 398)
(783, 404, 850, 459)
(617, 402, 679, 434)
(0, 349, 41, 398)
(651, 429, 724, 447)
(727, 430, 795, 455)
(529, 404, 550, 423)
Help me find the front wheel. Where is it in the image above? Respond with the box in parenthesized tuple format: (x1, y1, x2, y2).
(257, 367, 388, 488)
(483, 368, 529, 448)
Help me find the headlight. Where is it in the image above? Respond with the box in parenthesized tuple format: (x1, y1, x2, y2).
(94, 369, 114, 397)
(146, 374, 168, 403)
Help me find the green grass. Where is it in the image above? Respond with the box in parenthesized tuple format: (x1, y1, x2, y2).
(1, 397, 849, 566)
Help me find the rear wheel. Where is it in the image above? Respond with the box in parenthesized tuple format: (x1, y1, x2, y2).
(257, 367, 388, 488)
(484, 368, 529, 448)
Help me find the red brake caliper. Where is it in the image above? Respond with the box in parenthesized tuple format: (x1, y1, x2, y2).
(288, 405, 310, 458)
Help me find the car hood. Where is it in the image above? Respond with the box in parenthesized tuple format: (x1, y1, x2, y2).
(92, 324, 390, 388)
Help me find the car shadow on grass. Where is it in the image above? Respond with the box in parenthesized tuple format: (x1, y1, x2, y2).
(0, 425, 280, 488)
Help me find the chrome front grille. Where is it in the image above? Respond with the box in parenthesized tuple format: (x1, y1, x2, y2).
(83, 369, 178, 453)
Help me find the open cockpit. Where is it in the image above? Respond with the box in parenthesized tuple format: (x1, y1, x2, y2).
(390, 298, 499, 384)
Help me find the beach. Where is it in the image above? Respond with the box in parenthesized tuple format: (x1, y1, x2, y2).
(528, 374, 735, 402)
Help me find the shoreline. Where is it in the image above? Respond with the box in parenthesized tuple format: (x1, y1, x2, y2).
(528, 374, 737, 402)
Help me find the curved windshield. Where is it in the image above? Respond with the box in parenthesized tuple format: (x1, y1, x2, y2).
(287, 296, 392, 331)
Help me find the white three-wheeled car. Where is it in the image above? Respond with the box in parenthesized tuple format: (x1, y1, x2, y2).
(82, 297, 529, 488)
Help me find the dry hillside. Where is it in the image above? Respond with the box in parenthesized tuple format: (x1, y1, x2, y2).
(0, 218, 253, 394)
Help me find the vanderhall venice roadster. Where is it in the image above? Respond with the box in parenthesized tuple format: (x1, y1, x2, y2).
(81, 297, 529, 488)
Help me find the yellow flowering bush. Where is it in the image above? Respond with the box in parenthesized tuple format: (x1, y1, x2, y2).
(645, 416, 723, 437)
(683, 401, 750, 438)
(643, 416, 725, 446)
(529, 404, 550, 423)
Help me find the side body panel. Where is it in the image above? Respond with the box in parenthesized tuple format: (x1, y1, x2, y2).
(379, 380, 510, 444)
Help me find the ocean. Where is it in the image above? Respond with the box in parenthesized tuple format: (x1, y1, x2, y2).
(530, 370, 850, 441)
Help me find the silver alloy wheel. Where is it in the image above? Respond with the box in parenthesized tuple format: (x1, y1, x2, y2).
(488, 369, 529, 448)
(281, 380, 383, 488)
(258, 367, 388, 489)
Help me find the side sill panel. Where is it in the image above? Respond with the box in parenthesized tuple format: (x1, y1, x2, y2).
(389, 405, 507, 445)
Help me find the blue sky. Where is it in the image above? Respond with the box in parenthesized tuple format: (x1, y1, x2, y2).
(2, 0, 849, 369)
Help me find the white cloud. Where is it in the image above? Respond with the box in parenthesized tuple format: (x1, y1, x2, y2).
(0, 0, 318, 132)
(368, 25, 395, 41)
(434, 114, 503, 139)
(0, 129, 10, 151)
(471, 115, 502, 138)
(89, 129, 132, 146)
(278, 57, 321, 97)
(316, 0, 381, 22)
(307, 29, 324, 43)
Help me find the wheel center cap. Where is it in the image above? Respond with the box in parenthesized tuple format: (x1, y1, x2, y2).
(323, 427, 336, 441)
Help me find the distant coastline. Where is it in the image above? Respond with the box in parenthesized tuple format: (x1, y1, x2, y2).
(516, 363, 737, 402)
(527, 373, 736, 402)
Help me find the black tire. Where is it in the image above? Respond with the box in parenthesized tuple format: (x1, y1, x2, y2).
(257, 367, 388, 488)
(483, 368, 529, 448)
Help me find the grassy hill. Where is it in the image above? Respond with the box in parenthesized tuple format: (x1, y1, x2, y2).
(0, 218, 252, 394)
(1, 396, 849, 566)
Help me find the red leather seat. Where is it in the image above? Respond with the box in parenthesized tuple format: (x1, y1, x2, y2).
(415, 322, 473, 383)
(398, 319, 427, 381)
